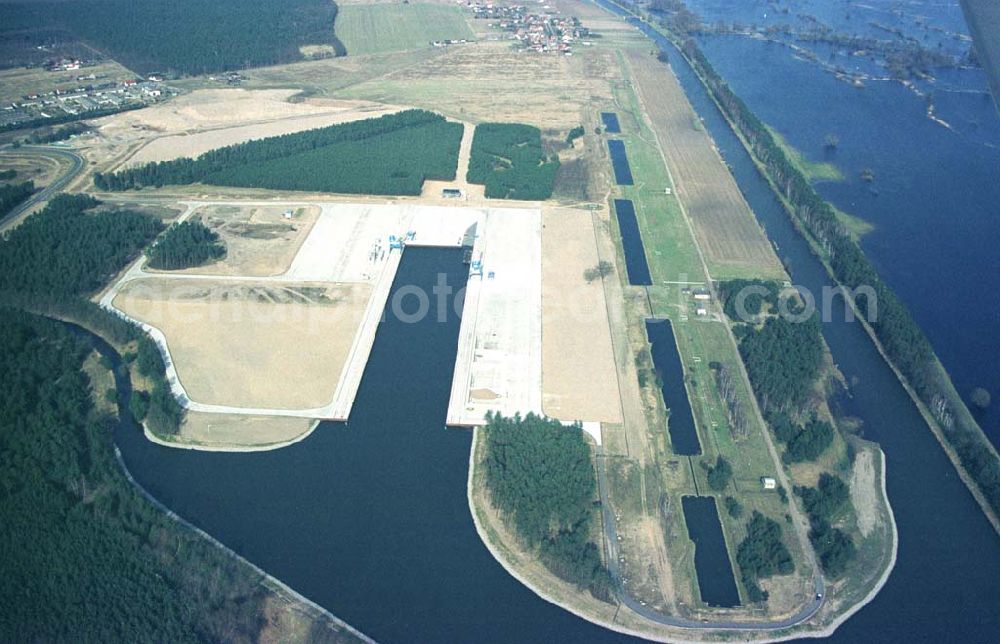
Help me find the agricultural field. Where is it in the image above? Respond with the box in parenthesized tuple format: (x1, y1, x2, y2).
(609, 83, 704, 282)
(624, 48, 785, 281)
(339, 40, 618, 129)
(336, 1, 475, 55)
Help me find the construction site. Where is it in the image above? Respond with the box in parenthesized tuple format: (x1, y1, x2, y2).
(101, 198, 618, 446)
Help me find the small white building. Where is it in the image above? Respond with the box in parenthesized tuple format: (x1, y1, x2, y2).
(761, 476, 777, 490)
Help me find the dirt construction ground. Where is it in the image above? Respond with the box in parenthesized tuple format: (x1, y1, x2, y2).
(541, 207, 622, 424)
(123, 103, 400, 166)
(340, 40, 619, 129)
(114, 279, 372, 409)
(88, 89, 397, 172)
(153, 204, 321, 277)
(625, 49, 785, 280)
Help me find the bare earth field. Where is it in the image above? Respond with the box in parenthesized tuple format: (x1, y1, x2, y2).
(124, 103, 399, 166)
(154, 204, 321, 277)
(625, 49, 785, 280)
(84, 89, 395, 175)
(541, 207, 622, 423)
(340, 41, 619, 129)
(114, 278, 372, 409)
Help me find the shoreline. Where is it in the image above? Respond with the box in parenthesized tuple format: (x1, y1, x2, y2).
(142, 418, 321, 453)
(465, 426, 898, 643)
(112, 444, 374, 643)
(613, 1, 1000, 537)
(70, 319, 375, 643)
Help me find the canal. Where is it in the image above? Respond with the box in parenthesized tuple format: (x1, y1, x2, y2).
(601, 112, 622, 133)
(113, 248, 638, 644)
(682, 496, 740, 608)
(612, 7, 1000, 641)
(607, 139, 635, 185)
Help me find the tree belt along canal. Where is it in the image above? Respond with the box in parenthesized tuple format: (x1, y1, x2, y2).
(593, 1, 1000, 641)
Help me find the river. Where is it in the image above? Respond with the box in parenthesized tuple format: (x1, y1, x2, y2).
(110, 3, 1000, 641)
(613, 5, 1000, 640)
(684, 0, 1000, 454)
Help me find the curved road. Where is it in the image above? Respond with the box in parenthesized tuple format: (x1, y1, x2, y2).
(0, 145, 86, 228)
(585, 0, 827, 633)
(3, 90, 826, 635)
(595, 451, 823, 633)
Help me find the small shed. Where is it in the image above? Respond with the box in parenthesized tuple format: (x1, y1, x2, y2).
(442, 188, 462, 199)
(761, 476, 777, 490)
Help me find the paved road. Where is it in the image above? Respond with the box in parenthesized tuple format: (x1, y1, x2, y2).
(0, 145, 86, 228)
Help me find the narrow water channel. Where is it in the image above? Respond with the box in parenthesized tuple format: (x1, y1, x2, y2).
(612, 199, 653, 285)
(601, 112, 622, 133)
(607, 139, 635, 185)
(646, 318, 701, 456)
(681, 496, 740, 608)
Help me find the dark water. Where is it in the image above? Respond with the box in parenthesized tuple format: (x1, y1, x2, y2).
(642, 18, 1000, 642)
(612, 198, 652, 285)
(681, 496, 740, 608)
(645, 319, 701, 455)
(109, 3, 1000, 640)
(607, 139, 635, 185)
(114, 248, 638, 644)
(695, 34, 1000, 451)
(601, 112, 622, 133)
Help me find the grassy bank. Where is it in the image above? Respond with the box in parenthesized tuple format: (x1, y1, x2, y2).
(629, 4, 999, 533)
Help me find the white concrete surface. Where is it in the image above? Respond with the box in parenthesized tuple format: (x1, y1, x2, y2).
(446, 207, 544, 427)
(102, 199, 548, 425)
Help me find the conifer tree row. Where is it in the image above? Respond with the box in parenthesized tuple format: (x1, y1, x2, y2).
(95, 110, 463, 196)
